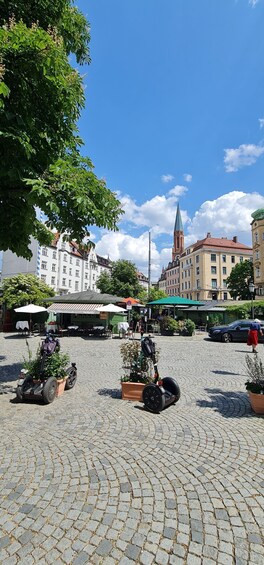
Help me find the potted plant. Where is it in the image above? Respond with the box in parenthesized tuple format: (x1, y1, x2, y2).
(160, 316, 178, 336)
(245, 354, 264, 414)
(22, 345, 70, 397)
(120, 341, 154, 401)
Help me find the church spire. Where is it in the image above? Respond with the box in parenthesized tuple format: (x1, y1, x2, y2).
(172, 203, 184, 261)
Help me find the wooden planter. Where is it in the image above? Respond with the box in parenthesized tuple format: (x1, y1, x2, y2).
(248, 392, 264, 414)
(56, 378, 66, 397)
(121, 381, 145, 401)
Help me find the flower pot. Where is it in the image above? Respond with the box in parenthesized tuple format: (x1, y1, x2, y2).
(248, 392, 264, 414)
(121, 382, 145, 401)
(56, 378, 66, 397)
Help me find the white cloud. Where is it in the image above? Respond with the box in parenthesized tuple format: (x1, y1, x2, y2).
(186, 190, 264, 245)
(161, 174, 174, 183)
(119, 192, 189, 236)
(168, 185, 188, 197)
(183, 173, 192, 182)
(259, 118, 264, 129)
(249, 0, 259, 7)
(224, 143, 264, 172)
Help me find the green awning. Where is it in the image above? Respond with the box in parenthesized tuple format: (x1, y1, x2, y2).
(147, 297, 204, 306)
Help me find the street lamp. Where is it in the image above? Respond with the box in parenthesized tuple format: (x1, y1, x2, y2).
(248, 281, 255, 319)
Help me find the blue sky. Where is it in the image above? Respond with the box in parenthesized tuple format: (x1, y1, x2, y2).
(78, 1, 264, 279)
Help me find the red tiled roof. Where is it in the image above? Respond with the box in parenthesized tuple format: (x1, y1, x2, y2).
(192, 237, 252, 252)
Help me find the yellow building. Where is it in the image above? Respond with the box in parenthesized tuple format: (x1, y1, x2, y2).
(180, 233, 252, 301)
(251, 209, 264, 296)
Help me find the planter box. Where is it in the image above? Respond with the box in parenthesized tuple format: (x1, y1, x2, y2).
(56, 378, 66, 397)
(248, 391, 264, 414)
(121, 382, 145, 401)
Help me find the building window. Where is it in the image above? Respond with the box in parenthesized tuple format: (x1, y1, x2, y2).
(222, 254, 226, 263)
(223, 280, 227, 288)
(196, 279, 200, 289)
(211, 254, 216, 262)
(231, 256, 235, 263)
(51, 276, 56, 285)
(75, 281, 79, 291)
(85, 262, 88, 269)
(211, 266, 217, 274)
(211, 279, 217, 289)
(85, 283, 88, 290)
(52, 264, 56, 272)
(196, 267, 199, 275)
(223, 292, 228, 300)
(62, 278, 66, 286)
(188, 281, 190, 289)
(41, 261, 47, 270)
(256, 267, 260, 278)
(239, 256, 243, 263)
(64, 253, 67, 262)
(223, 267, 226, 275)
(69, 268, 72, 276)
(61, 243, 66, 250)
(63, 266, 67, 274)
(42, 247, 48, 256)
(52, 251, 57, 259)
(70, 257, 73, 264)
(76, 270, 79, 277)
(196, 293, 200, 300)
(69, 280, 72, 287)
(196, 255, 199, 263)
(255, 232, 259, 243)
(76, 259, 80, 266)
(184, 282, 187, 289)
(41, 275, 46, 282)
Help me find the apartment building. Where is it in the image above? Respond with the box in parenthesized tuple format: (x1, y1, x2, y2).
(251, 208, 264, 296)
(180, 234, 252, 301)
(1, 233, 111, 295)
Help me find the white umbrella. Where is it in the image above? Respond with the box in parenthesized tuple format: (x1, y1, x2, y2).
(96, 303, 126, 313)
(14, 303, 47, 333)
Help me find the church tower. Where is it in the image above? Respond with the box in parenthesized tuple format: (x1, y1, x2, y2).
(172, 203, 184, 261)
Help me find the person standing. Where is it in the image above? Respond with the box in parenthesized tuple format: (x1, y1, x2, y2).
(247, 318, 263, 353)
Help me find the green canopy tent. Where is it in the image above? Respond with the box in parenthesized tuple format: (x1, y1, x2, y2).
(147, 296, 204, 321)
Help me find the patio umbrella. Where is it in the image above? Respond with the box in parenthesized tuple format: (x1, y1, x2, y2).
(95, 303, 126, 330)
(14, 303, 47, 333)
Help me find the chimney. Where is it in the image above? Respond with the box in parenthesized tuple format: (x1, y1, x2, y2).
(233, 236, 237, 243)
(206, 232, 211, 238)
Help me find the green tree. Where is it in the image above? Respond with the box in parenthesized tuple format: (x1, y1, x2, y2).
(226, 260, 254, 300)
(137, 287, 168, 304)
(0, 274, 55, 309)
(0, 2, 122, 259)
(97, 260, 141, 298)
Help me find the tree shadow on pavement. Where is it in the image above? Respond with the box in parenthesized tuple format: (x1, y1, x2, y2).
(196, 387, 256, 418)
(0, 362, 22, 383)
(97, 387, 121, 399)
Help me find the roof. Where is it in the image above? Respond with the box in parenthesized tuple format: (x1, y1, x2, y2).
(147, 296, 203, 306)
(192, 236, 252, 253)
(47, 303, 104, 314)
(44, 290, 124, 304)
(174, 203, 183, 232)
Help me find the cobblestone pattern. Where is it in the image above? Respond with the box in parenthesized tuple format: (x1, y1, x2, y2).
(0, 332, 263, 564)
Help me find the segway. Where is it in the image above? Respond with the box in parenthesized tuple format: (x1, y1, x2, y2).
(141, 337, 180, 413)
(16, 333, 77, 404)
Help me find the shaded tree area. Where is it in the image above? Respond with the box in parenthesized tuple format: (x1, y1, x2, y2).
(0, 273, 54, 309)
(97, 260, 142, 298)
(0, 1, 123, 259)
(226, 260, 254, 300)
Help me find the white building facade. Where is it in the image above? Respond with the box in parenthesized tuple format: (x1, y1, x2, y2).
(1, 233, 111, 295)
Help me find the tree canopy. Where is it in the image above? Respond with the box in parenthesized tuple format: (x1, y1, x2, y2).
(96, 260, 142, 298)
(137, 287, 168, 304)
(226, 260, 254, 300)
(0, 1, 123, 258)
(0, 273, 55, 309)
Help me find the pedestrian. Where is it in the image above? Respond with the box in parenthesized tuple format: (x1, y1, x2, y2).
(247, 318, 263, 353)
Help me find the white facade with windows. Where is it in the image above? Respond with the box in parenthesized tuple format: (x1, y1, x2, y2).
(1, 234, 111, 295)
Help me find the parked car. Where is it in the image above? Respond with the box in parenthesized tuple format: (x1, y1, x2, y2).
(208, 319, 264, 343)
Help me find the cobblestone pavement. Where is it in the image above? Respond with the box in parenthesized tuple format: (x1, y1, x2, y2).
(0, 332, 263, 565)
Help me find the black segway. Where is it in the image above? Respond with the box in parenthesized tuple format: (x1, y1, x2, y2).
(141, 337, 180, 413)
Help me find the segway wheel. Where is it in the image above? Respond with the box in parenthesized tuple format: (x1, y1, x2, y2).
(42, 377, 58, 404)
(16, 385, 24, 402)
(143, 384, 165, 413)
(16, 375, 33, 402)
(162, 377, 181, 402)
(65, 365, 77, 390)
